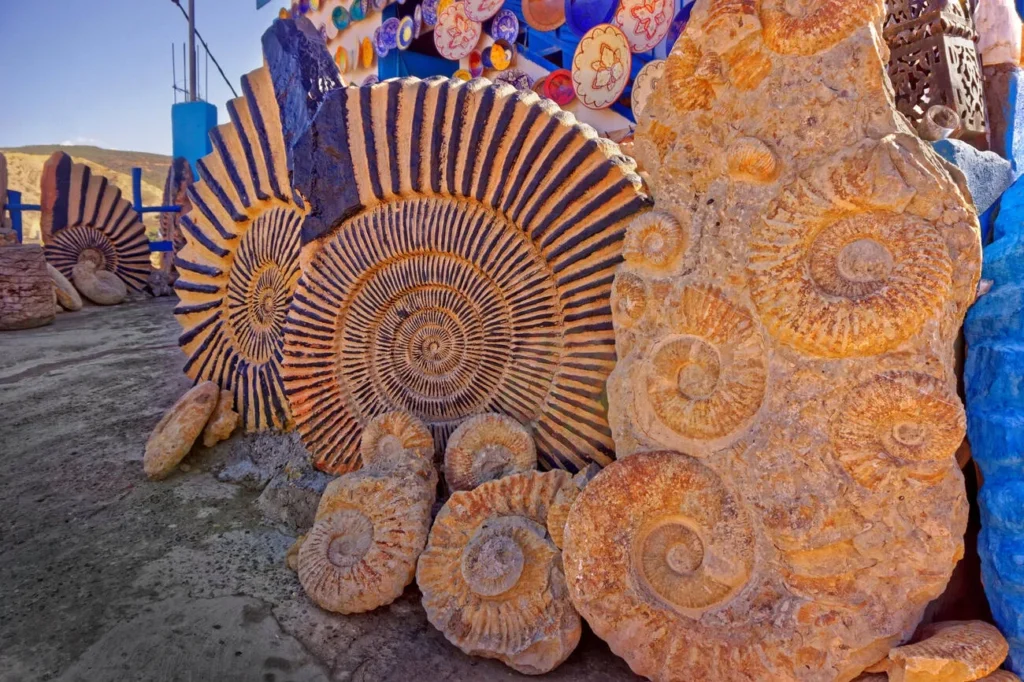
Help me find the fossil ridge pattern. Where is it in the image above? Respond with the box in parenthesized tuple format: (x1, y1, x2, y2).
(39, 151, 151, 292)
(586, 1, 983, 680)
(174, 63, 309, 433)
(282, 77, 650, 475)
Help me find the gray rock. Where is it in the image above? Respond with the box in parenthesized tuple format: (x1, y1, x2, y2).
(215, 431, 307, 490)
(256, 457, 333, 531)
(933, 138, 1014, 215)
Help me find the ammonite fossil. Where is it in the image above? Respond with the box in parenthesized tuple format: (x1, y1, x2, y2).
(40, 152, 151, 291)
(300, 471, 434, 614)
(174, 64, 307, 432)
(546, 462, 601, 549)
(360, 410, 435, 481)
(443, 413, 537, 491)
(759, 0, 884, 56)
(416, 470, 580, 674)
(563, 452, 760, 680)
(622, 210, 688, 274)
(282, 77, 650, 475)
(886, 621, 1009, 682)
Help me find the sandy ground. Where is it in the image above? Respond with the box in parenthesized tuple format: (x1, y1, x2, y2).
(0, 298, 640, 682)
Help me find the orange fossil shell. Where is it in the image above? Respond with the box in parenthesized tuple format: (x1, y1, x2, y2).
(888, 621, 1009, 682)
(623, 210, 688, 273)
(299, 472, 433, 614)
(611, 271, 649, 329)
(443, 413, 537, 492)
(759, 0, 884, 56)
(416, 470, 579, 674)
(359, 411, 435, 482)
(546, 463, 601, 549)
(201, 390, 239, 448)
(637, 285, 767, 445)
(144, 381, 220, 480)
(663, 38, 725, 112)
(563, 451, 760, 680)
(727, 137, 781, 183)
(747, 144, 954, 358)
(831, 372, 965, 489)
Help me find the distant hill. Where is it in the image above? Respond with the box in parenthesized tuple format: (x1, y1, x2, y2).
(1, 146, 170, 244)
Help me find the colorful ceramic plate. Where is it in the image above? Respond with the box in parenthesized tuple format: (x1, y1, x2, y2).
(414, 5, 424, 36)
(363, 74, 380, 85)
(332, 5, 350, 28)
(483, 39, 515, 70)
(453, 69, 473, 81)
(469, 50, 483, 76)
(439, 0, 456, 13)
(434, 2, 482, 60)
(300, 0, 311, 12)
(351, 0, 366, 21)
(464, 0, 504, 21)
(397, 16, 416, 49)
(491, 9, 520, 42)
(630, 58, 664, 117)
(335, 46, 349, 73)
(495, 68, 532, 90)
(544, 68, 575, 105)
(360, 36, 376, 67)
(374, 26, 390, 57)
(381, 17, 401, 46)
(523, 0, 565, 31)
(423, 0, 439, 24)
(565, 0, 616, 38)
(665, 2, 693, 50)
(571, 24, 630, 109)
(614, 0, 673, 52)
(311, 0, 321, 9)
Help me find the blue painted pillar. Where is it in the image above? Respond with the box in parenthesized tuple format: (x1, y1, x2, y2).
(379, 5, 401, 80)
(7, 190, 22, 243)
(171, 101, 218, 176)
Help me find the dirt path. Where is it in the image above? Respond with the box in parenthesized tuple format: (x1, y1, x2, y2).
(0, 299, 639, 682)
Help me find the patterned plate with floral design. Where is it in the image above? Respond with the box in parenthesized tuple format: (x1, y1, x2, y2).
(571, 24, 631, 109)
(613, 0, 673, 52)
(434, 2, 482, 60)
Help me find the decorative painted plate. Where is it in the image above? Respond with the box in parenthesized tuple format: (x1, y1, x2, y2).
(381, 16, 401, 47)
(397, 16, 416, 49)
(363, 74, 380, 85)
(495, 68, 532, 90)
(374, 26, 390, 57)
(464, 0, 504, 21)
(414, 5, 424, 36)
(630, 58, 664, 117)
(423, 0, 439, 24)
(665, 1, 693, 51)
(372, 0, 387, 12)
(565, 0, 617, 38)
(434, 2, 482, 60)
(335, 46, 349, 73)
(360, 36, 376, 67)
(614, 0, 673, 52)
(439, 0, 456, 13)
(332, 5, 350, 29)
(453, 69, 473, 81)
(310, 0, 321, 9)
(571, 24, 630, 109)
(522, 0, 565, 32)
(544, 68, 576, 105)
(491, 9, 519, 42)
(532, 75, 548, 96)
(351, 0, 366, 21)
(300, 0, 311, 12)
(483, 39, 515, 70)
(469, 50, 484, 77)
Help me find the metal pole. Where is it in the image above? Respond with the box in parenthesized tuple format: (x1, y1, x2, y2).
(188, 0, 197, 102)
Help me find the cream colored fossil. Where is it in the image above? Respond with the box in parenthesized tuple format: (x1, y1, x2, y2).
(144, 382, 220, 480)
(887, 621, 1010, 682)
(546, 463, 601, 550)
(201, 390, 240, 448)
(443, 413, 537, 491)
(416, 470, 579, 674)
(299, 471, 434, 615)
(359, 411, 435, 483)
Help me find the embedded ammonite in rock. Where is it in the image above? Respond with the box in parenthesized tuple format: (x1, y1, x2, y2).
(283, 77, 651, 475)
(300, 471, 434, 614)
(759, 0, 884, 56)
(174, 64, 307, 432)
(563, 452, 759, 680)
(416, 470, 579, 675)
(40, 152, 151, 291)
(831, 372, 966, 489)
(443, 413, 537, 491)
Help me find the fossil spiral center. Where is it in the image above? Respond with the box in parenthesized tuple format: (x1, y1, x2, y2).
(665, 531, 705, 574)
(325, 509, 374, 568)
(892, 421, 927, 448)
(837, 238, 893, 286)
(376, 433, 406, 460)
(462, 529, 525, 597)
(643, 233, 667, 261)
(675, 340, 721, 401)
(78, 247, 106, 269)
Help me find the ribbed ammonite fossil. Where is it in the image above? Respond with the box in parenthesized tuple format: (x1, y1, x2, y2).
(443, 413, 537, 491)
(174, 64, 306, 432)
(416, 470, 580, 674)
(282, 77, 651, 475)
(40, 152, 151, 292)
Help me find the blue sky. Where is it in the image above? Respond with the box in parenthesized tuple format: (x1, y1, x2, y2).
(0, 0, 280, 154)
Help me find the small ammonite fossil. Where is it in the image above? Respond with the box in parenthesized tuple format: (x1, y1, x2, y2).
(443, 413, 537, 492)
(360, 410, 436, 484)
(416, 470, 579, 675)
(623, 210, 688, 274)
(299, 471, 434, 615)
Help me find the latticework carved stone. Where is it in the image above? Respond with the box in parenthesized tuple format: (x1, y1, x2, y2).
(883, 0, 988, 144)
(174, 65, 308, 433)
(0, 245, 55, 330)
(578, 0, 982, 679)
(39, 152, 151, 291)
(282, 77, 651, 475)
(158, 157, 194, 278)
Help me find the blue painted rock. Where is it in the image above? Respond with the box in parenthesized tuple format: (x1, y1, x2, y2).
(39, 151, 151, 292)
(966, 164, 1024, 676)
(285, 77, 650, 475)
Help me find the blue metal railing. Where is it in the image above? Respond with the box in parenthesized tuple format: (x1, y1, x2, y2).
(2, 167, 180, 252)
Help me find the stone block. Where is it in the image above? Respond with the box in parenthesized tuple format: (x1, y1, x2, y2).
(0, 245, 55, 330)
(934, 139, 1014, 216)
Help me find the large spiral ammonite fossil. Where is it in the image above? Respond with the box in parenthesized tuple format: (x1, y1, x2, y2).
(40, 152, 150, 291)
(174, 65, 307, 432)
(283, 77, 651, 475)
